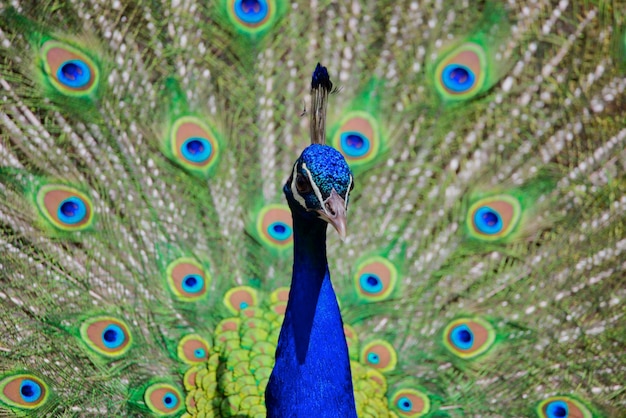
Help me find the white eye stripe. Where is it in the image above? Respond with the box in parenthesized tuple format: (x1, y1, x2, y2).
(291, 162, 350, 211)
(290, 164, 307, 209)
(301, 163, 325, 208)
(345, 175, 353, 207)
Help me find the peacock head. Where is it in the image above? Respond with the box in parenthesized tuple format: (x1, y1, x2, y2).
(284, 144, 354, 238)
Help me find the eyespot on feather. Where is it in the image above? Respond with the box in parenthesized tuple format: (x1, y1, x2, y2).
(36, 184, 93, 231)
(40, 40, 99, 96)
(0, 374, 49, 410)
(353, 256, 398, 302)
(434, 43, 487, 101)
(270, 287, 289, 314)
(224, 286, 258, 315)
(254, 204, 293, 251)
(80, 316, 132, 358)
(361, 340, 397, 372)
(467, 195, 522, 241)
(442, 317, 495, 359)
(365, 368, 387, 392)
(226, 0, 277, 33)
(344, 324, 359, 359)
(166, 258, 210, 301)
(330, 111, 381, 169)
(144, 383, 184, 416)
(272, 302, 287, 315)
(183, 368, 198, 391)
(216, 318, 240, 334)
(169, 116, 221, 175)
(343, 324, 357, 342)
(177, 334, 211, 365)
(536, 396, 593, 418)
(390, 388, 431, 417)
(270, 287, 289, 303)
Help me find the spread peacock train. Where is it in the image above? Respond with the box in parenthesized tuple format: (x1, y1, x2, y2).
(0, 1, 625, 417)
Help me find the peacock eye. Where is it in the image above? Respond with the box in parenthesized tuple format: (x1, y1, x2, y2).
(296, 174, 312, 193)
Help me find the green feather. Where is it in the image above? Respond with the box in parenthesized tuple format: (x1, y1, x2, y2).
(0, 2, 624, 417)
(159, 79, 224, 178)
(1, 8, 105, 119)
(219, 0, 287, 36)
(329, 79, 388, 172)
(428, 4, 512, 103)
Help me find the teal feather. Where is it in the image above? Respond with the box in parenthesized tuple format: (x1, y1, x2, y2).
(1, 1, 625, 417)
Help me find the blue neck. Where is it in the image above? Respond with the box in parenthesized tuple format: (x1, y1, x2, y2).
(265, 209, 357, 417)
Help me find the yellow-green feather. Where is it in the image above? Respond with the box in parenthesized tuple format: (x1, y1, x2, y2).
(0, 1, 624, 417)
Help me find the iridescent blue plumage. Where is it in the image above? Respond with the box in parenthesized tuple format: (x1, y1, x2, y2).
(295, 144, 352, 210)
(265, 65, 357, 417)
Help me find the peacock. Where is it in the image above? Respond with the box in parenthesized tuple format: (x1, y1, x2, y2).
(0, 0, 625, 417)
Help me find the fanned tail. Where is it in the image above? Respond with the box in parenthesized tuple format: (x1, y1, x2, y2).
(0, 1, 624, 417)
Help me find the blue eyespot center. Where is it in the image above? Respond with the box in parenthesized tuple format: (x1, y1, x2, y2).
(546, 400, 569, 418)
(240, 301, 249, 309)
(182, 274, 204, 293)
(194, 348, 206, 358)
(242, 0, 261, 12)
(442, 64, 475, 93)
(162, 392, 178, 408)
(458, 329, 472, 342)
(268, 221, 292, 242)
(450, 324, 474, 350)
(482, 211, 499, 226)
(187, 140, 204, 154)
(359, 273, 383, 294)
(367, 352, 380, 364)
(61, 201, 79, 216)
(20, 380, 42, 402)
(21, 384, 34, 397)
(397, 396, 413, 411)
(58, 197, 87, 224)
(102, 324, 125, 349)
(57, 60, 91, 88)
(340, 132, 370, 158)
(103, 329, 116, 342)
(473, 206, 503, 235)
(182, 137, 212, 163)
(235, 0, 268, 24)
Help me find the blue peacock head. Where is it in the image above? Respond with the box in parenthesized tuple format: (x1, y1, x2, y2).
(282, 63, 354, 238)
(284, 144, 354, 238)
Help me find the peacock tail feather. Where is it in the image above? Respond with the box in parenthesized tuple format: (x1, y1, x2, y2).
(1, 0, 625, 417)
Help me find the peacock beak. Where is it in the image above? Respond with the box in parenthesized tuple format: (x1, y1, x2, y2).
(316, 189, 347, 240)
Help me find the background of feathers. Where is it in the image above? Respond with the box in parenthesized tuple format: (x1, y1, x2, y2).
(0, 0, 625, 416)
